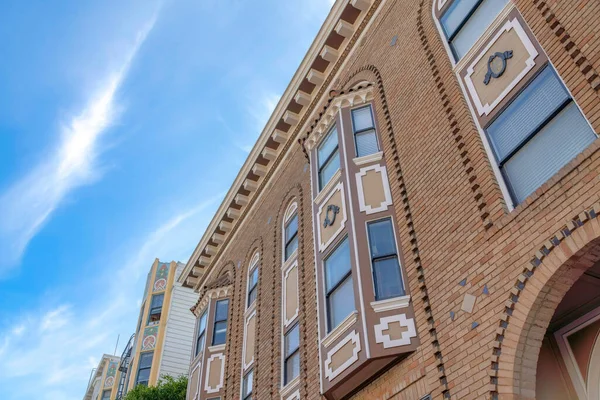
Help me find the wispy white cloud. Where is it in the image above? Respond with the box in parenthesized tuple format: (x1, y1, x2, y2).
(0, 194, 222, 400)
(0, 14, 157, 273)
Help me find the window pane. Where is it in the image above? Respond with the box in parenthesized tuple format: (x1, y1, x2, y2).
(199, 312, 207, 333)
(248, 287, 257, 306)
(285, 215, 298, 243)
(487, 68, 570, 161)
(285, 352, 300, 384)
(319, 152, 340, 190)
(139, 352, 153, 368)
(449, 0, 509, 59)
(285, 235, 298, 260)
(196, 333, 205, 356)
(324, 238, 351, 292)
(215, 300, 229, 321)
(285, 324, 300, 357)
(368, 219, 397, 258)
(243, 370, 253, 397)
(328, 276, 355, 330)
(356, 130, 379, 157)
(137, 368, 151, 384)
(352, 106, 374, 132)
(249, 267, 258, 287)
(373, 258, 405, 300)
(503, 102, 595, 203)
(102, 390, 111, 400)
(318, 127, 338, 168)
(440, 0, 480, 37)
(151, 294, 164, 308)
(213, 321, 228, 345)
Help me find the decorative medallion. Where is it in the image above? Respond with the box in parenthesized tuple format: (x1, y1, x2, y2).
(484, 50, 513, 85)
(142, 326, 159, 351)
(323, 205, 340, 228)
(153, 262, 169, 292)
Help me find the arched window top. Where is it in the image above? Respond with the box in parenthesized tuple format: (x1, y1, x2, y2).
(284, 201, 298, 224)
(248, 251, 260, 271)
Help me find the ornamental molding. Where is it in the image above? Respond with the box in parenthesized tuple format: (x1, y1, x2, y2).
(374, 314, 417, 349)
(370, 295, 411, 313)
(305, 85, 375, 152)
(324, 330, 361, 381)
(192, 286, 231, 317)
(464, 17, 538, 116)
(204, 353, 226, 394)
(321, 310, 358, 348)
(356, 164, 393, 214)
(316, 182, 347, 252)
(283, 260, 300, 327)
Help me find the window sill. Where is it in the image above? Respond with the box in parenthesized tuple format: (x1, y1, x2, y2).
(280, 376, 300, 399)
(370, 295, 411, 313)
(282, 251, 298, 270)
(352, 151, 383, 166)
(208, 344, 226, 353)
(321, 310, 358, 348)
(314, 169, 342, 204)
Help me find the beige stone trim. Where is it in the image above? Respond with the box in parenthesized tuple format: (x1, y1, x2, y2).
(374, 314, 417, 349)
(322, 311, 358, 348)
(356, 164, 393, 214)
(280, 375, 300, 399)
(370, 295, 411, 313)
(316, 182, 347, 252)
(204, 353, 225, 394)
(324, 330, 361, 381)
(352, 151, 383, 166)
(208, 344, 226, 353)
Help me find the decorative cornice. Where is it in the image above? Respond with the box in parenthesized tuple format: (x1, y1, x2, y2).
(190, 286, 231, 316)
(304, 85, 375, 152)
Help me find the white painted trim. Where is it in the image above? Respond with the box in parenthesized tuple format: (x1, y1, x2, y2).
(242, 309, 257, 371)
(284, 201, 298, 223)
(464, 17, 539, 116)
(322, 311, 358, 348)
(338, 107, 370, 359)
(208, 344, 226, 353)
(314, 169, 342, 204)
(370, 295, 411, 313)
(374, 314, 417, 349)
(245, 252, 260, 310)
(437, 0, 448, 11)
(190, 361, 202, 400)
(283, 260, 300, 327)
(280, 376, 300, 399)
(355, 164, 393, 214)
(316, 182, 348, 252)
(324, 330, 361, 381)
(284, 389, 300, 400)
(353, 151, 383, 166)
(555, 306, 600, 400)
(204, 353, 225, 394)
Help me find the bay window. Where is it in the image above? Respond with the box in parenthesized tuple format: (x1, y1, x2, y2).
(324, 238, 355, 332)
(351, 105, 379, 157)
(367, 218, 405, 300)
(135, 352, 153, 387)
(318, 126, 340, 190)
(195, 311, 208, 356)
(212, 299, 229, 346)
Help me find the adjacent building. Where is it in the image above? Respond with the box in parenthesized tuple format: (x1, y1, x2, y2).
(179, 0, 600, 399)
(83, 354, 123, 400)
(123, 259, 198, 391)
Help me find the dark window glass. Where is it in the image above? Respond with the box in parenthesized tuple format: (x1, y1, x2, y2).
(136, 352, 153, 387)
(351, 105, 379, 157)
(195, 311, 208, 356)
(318, 126, 340, 190)
(101, 390, 111, 400)
(486, 67, 596, 204)
(440, 0, 508, 60)
(324, 238, 355, 331)
(212, 299, 229, 346)
(148, 294, 164, 324)
(242, 369, 253, 400)
(247, 266, 259, 307)
(368, 219, 405, 300)
(284, 214, 299, 260)
(284, 323, 300, 385)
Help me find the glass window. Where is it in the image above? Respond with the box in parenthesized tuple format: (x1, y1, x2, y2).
(242, 369, 253, 400)
(247, 266, 259, 307)
(324, 238, 355, 331)
(368, 218, 405, 300)
(195, 311, 208, 356)
(147, 294, 164, 325)
(486, 67, 596, 204)
(440, 0, 509, 60)
(284, 214, 299, 260)
(101, 390, 111, 400)
(318, 126, 340, 190)
(212, 299, 229, 346)
(351, 105, 379, 157)
(136, 352, 153, 387)
(284, 323, 300, 385)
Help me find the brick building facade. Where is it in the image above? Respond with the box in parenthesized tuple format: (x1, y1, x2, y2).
(179, 0, 600, 399)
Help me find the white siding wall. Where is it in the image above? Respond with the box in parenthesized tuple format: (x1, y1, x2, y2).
(158, 263, 198, 380)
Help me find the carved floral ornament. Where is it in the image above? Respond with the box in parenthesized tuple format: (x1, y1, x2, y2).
(304, 85, 375, 152)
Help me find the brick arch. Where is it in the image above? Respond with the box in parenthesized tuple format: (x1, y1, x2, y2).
(490, 205, 600, 399)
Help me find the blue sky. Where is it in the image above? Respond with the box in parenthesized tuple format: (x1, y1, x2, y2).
(0, 1, 332, 398)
